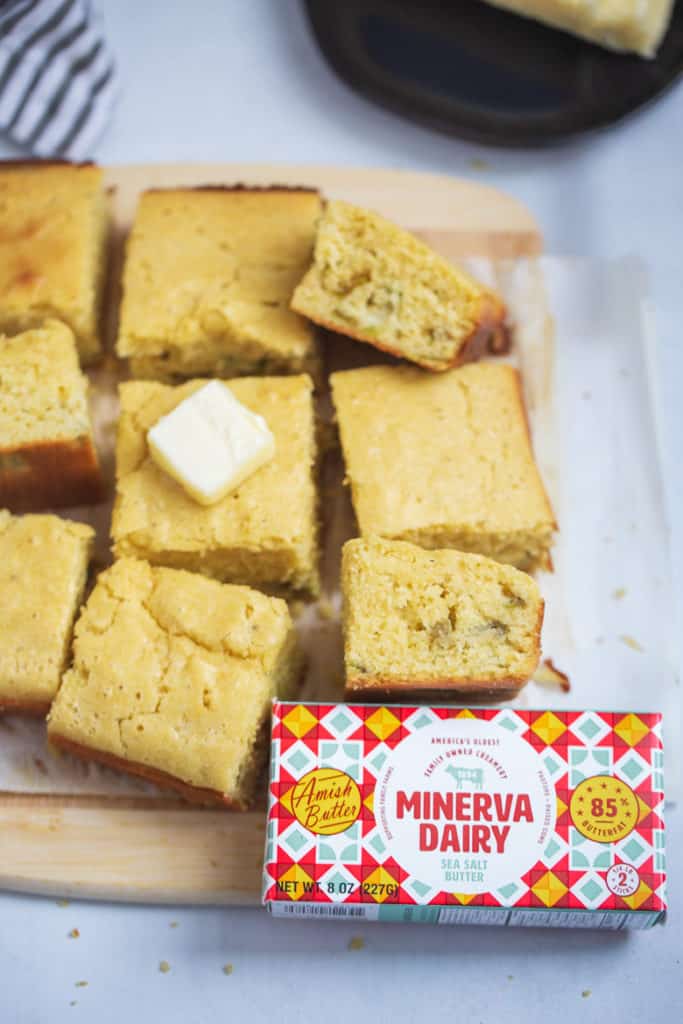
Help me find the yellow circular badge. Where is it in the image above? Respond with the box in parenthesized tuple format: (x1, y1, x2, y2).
(569, 775, 639, 843)
(290, 767, 362, 836)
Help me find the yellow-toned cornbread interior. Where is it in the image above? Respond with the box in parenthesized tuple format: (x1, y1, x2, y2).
(111, 374, 320, 596)
(117, 188, 322, 382)
(0, 320, 93, 445)
(48, 559, 303, 803)
(291, 199, 505, 371)
(342, 537, 543, 691)
(0, 511, 94, 708)
(331, 363, 556, 572)
(0, 163, 108, 364)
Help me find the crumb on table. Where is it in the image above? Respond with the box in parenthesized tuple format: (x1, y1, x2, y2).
(620, 634, 644, 652)
(348, 936, 365, 951)
(159, 961, 171, 974)
(222, 963, 234, 975)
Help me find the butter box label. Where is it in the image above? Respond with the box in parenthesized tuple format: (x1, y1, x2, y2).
(262, 704, 666, 929)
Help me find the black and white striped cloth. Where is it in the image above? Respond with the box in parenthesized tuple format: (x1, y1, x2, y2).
(0, 0, 117, 160)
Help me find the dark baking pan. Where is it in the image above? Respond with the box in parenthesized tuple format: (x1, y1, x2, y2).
(304, 0, 683, 145)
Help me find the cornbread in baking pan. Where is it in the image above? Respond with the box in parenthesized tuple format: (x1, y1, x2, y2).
(47, 559, 304, 807)
(0, 161, 108, 364)
(111, 375, 319, 596)
(117, 187, 322, 382)
(342, 537, 543, 700)
(480, 0, 674, 58)
(0, 511, 94, 715)
(330, 363, 556, 572)
(291, 199, 507, 371)
(0, 320, 103, 510)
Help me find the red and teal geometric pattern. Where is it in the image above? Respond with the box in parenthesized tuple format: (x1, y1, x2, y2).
(263, 704, 666, 917)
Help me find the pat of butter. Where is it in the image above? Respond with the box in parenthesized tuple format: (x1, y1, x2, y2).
(147, 381, 275, 505)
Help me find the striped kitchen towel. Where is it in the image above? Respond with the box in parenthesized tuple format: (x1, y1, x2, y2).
(0, 0, 118, 160)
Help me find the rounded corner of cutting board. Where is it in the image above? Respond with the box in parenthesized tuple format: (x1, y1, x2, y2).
(104, 162, 542, 257)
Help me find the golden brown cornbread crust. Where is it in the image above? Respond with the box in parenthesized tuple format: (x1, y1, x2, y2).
(117, 187, 322, 382)
(0, 437, 103, 510)
(304, 289, 509, 369)
(341, 537, 544, 700)
(47, 559, 304, 805)
(111, 375, 320, 596)
(291, 199, 508, 371)
(0, 321, 103, 510)
(0, 697, 52, 716)
(0, 161, 108, 364)
(0, 510, 94, 711)
(48, 734, 249, 808)
(331, 364, 556, 573)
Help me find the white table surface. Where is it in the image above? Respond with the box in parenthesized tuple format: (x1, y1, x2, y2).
(1, 2, 681, 1021)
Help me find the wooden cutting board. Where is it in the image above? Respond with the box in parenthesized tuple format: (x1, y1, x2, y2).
(0, 164, 541, 905)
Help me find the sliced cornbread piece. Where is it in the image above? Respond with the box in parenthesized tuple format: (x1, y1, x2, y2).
(0, 161, 108, 364)
(342, 537, 543, 700)
(0, 320, 103, 510)
(481, 0, 674, 58)
(117, 187, 322, 382)
(111, 375, 319, 596)
(331, 363, 556, 572)
(0, 511, 94, 715)
(48, 559, 303, 807)
(291, 199, 507, 371)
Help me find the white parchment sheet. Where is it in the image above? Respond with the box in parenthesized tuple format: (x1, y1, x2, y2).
(0, 257, 678, 798)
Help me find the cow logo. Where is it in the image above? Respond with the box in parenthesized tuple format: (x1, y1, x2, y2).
(290, 767, 362, 835)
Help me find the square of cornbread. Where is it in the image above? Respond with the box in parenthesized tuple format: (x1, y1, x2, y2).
(111, 375, 319, 596)
(0, 161, 108, 364)
(331, 363, 556, 572)
(117, 187, 322, 382)
(47, 558, 303, 807)
(342, 537, 543, 700)
(0, 511, 94, 715)
(291, 200, 507, 371)
(0, 320, 103, 510)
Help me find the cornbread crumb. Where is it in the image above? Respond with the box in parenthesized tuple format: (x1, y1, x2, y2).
(0, 163, 108, 364)
(613, 587, 627, 600)
(0, 511, 94, 714)
(331, 364, 555, 572)
(75, 981, 88, 988)
(47, 559, 303, 806)
(0, 321, 103, 510)
(342, 537, 543, 698)
(582, 990, 592, 999)
(348, 936, 365, 951)
(468, 157, 491, 172)
(57, 899, 70, 907)
(532, 658, 571, 693)
(112, 375, 319, 597)
(292, 200, 506, 371)
(68, 928, 80, 939)
(169, 921, 179, 928)
(117, 188, 321, 382)
(222, 963, 234, 975)
(620, 634, 644, 652)
(159, 961, 171, 974)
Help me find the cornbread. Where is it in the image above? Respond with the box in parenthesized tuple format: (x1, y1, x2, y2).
(0, 320, 103, 510)
(291, 200, 507, 371)
(0, 511, 94, 715)
(342, 537, 543, 699)
(47, 559, 303, 807)
(330, 363, 556, 571)
(480, 0, 674, 58)
(0, 161, 108, 364)
(117, 187, 322, 382)
(112, 375, 319, 596)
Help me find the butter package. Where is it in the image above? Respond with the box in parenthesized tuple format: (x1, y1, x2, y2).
(262, 703, 666, 928)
